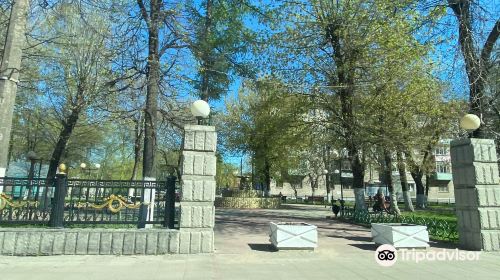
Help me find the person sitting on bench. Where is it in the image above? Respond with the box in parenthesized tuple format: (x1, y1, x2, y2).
(373, 188, 389, 213)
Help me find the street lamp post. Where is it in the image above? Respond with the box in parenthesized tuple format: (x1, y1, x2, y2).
(331, 151, 343, 199)
(322, 169, 328, 207)
(80, 162, 101, 179)
(26, 151, 40, 199)
(332, 149, 347, 214)
(80, 162, 101, 197)
(26, 151, 40, 181)
(334, 169, 343, 202)
(326, 146, 332, 205)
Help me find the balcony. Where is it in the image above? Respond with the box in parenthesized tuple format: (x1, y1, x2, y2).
(434, 172, 452, 181)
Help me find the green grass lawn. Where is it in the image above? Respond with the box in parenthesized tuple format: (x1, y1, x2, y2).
(400, 209, 457, 222)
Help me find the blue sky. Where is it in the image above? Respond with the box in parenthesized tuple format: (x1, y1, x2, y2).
(216, 0, 500, 169)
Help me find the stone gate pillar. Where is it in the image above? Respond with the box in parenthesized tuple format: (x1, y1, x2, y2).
(179, 125, 216, 253)
(451, 138, 500, 251)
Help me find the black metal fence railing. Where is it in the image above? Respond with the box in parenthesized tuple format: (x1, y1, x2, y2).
(0, 175, 178, 229)
(339, 207, 459, 242)
(0, 177, 52, 224)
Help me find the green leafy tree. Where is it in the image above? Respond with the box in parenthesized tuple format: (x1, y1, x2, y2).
(215, 155, 238, 193)
(186, 0, 256, 101)
(18, 2, 117, 182)
(266, 0, 446, 211)
(222, 78, 310, 196)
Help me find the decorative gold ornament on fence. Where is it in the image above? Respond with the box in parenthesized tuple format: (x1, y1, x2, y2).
(75, 194, 141, 214)
(0, 193, 39, 210)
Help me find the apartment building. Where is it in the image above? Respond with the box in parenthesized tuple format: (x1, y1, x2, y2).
(267, 139, 455, 203)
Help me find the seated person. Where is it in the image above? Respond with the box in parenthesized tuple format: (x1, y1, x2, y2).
(331, 200, 340, 217)
(373, 188, 389, 213)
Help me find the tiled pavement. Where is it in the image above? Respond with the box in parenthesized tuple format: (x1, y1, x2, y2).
(1, 204, 499, 280)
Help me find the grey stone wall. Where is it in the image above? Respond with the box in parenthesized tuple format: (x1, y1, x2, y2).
(0, 125, 218, 256)
(451, 138, 500, 251)
(179, 125, 217, 253)
(0, 228, 182, 256)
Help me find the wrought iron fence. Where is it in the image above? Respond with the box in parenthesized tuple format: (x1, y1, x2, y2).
(0, 175, 178, 228)
(340, 207, 458, 242)
(0, 177, 52, 223)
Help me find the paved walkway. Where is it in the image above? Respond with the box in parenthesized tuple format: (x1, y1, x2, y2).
(1, 204, 499, 280)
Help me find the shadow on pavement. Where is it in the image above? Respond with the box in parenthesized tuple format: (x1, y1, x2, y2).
(248, 243, 278, 252)
(349, 243, 378, 251)
(327, 235, 372, 242)
(427, 241, 460, 249)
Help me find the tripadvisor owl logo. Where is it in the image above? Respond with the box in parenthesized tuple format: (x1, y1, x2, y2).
(375, 244, 397, 267)
(374, 244, 481, 266)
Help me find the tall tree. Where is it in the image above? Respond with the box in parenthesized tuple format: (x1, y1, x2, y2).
(383, 149, 400, 215)
(136, 0, 184, 179)
(448, 0, 499, 137)
(397, 150, 414, 212)
(186, 0, 256, 102)
(223, 79, 310, 196)
(36, 3, 115, 182)
(267, 0, 445, 212)
(137, 0, 161, 179)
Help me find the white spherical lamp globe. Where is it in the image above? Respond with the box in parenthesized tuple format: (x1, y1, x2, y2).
(26, 151, 38, 160)
(460, 114, 481, 131)
(190, 100, 210, 118)
(323, 169, 329, 175)
(80, 163, 87, 169)
(331, 150, 339, 159)
(95, 163, 101, 169)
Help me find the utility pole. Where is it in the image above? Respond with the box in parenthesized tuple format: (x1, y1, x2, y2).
(0, 0, 29, 182)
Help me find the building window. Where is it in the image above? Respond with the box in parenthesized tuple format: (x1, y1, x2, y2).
(438, 185, 449, 192)
(407, 183, 415, 192)
(435, 146, 448, 156)
(436, 161, 450, 173)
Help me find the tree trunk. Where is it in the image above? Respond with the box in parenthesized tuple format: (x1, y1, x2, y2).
(384, 150, 400, 215)
(141, 0, 161, 179)
(264, 158, 271, 197)
(411, 171, 426, 209)
(397, 150, 414, 212)
(448, 0, 500, 138)
(326, 177, 331, 204)
(200, 0, 213, 101)
(425, 173, 431, 205)
(44, 107, 80, 207)
(326, 22, 365, 212)
(351, 153, 366, 212)
(130, 115, 143, 181)
(46, 108, 81, 182)
(309, 174, 318, 198)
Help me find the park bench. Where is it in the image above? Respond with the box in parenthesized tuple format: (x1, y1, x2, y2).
(271, 195, 287, 202)
(306, 196, 325, 204)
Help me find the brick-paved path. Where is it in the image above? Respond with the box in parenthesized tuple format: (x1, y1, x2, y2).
(1, 204, 499, 280)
